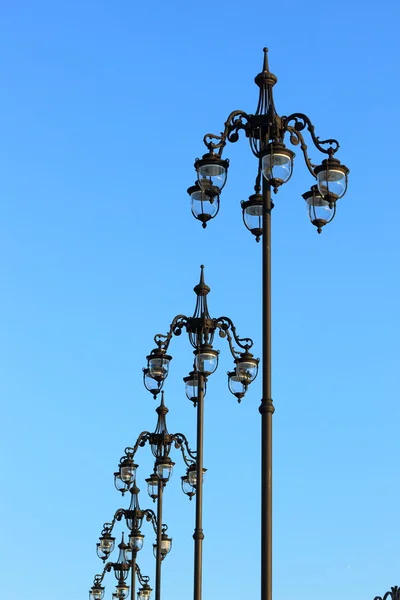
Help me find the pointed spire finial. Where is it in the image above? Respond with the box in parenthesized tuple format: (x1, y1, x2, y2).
(263, 47, 269, 72)
(194, 265, 210, 296)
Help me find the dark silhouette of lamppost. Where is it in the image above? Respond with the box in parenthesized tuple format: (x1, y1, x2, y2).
(374, 587, 400, 600)
(143, 266, 258, 600)
(89, 392, 196, 600)
(188, 48, 349, 600)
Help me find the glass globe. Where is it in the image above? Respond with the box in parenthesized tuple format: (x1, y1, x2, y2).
(194, 345, 219, 375)
(261, 142, 294, 185)
(236, 352, 258, 383)
(314, 158, 349, 199)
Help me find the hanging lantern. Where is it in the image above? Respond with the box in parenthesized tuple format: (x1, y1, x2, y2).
(188, 181, 220, 228)
(314, 157, 349, 199)
(194, 344, 219, 375)
(194, 152, 229, 195)
(261, 142, 295, 188)
(241, 193, 263, 241)
(302, 185, 336, 233)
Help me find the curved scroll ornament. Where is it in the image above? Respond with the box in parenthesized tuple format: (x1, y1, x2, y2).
(203, 110, 250, 153)
(283, 112, 340, 157)
(374, 587, 400, 600)
(215, 316, 254, 359)
(153, 315, 189, 351)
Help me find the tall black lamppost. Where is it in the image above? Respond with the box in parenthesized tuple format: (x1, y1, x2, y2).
(89, 392, 196, 600)
(188, 49, 350, 600)
(143, 266, 258, 600)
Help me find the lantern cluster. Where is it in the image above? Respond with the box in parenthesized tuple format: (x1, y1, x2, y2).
(191, 142, 349, 237)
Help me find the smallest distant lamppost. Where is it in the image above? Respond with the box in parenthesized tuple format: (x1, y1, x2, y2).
(143, 266, 258, 600)
(90, 392, 197, 600)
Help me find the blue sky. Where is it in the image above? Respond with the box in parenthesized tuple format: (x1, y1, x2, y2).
(1, 1, 399, 599)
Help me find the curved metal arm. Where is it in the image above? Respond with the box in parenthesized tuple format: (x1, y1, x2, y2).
(215, 316, 254, 358)
(153, 315, 189, 351)
(374, 588, 400, 600)
(142, 507, 157, 532)
(203, 109, 250, 154)
(135, 563, 150, 587)
(283, 112, 340, 157)
(93, 561, 114, 585)
(285, 125, 317, 178)
(124, 431, 151, 458)
(100, 509, 126, 539)
(172, 432, 197, 461)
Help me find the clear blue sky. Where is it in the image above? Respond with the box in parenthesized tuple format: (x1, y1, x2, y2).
(1, 1, 399, 599)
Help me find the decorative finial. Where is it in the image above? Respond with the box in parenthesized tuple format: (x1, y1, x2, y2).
(193, 265, 210, 296)
(263, 47, 269, 72)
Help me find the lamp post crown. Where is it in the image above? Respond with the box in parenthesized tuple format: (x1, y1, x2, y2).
(193, 265, 210, 297)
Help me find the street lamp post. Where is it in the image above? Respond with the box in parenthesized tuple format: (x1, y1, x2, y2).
(143, 266, 259, 600)
(90, 392, 195, 600)
(188, 48, 349, 600)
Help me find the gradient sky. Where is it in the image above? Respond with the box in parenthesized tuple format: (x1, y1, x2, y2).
(1, 1, 399, 600)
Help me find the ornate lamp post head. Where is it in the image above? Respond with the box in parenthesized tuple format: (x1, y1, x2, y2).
(191, 47, 349, 236)
(113, 534, 130, 582)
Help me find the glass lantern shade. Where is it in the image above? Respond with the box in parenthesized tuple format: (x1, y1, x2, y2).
(153, 534, 172, 558)
(188, 182, 220, 228)
(147, 349, 172, 383)
(90, 584, 105, 600)
(146, 474, 159, 500)
(183, 371, 206, 404)
(155, 457, 175, 482)
(160, 533, 172, 556)
(314, 158, 349, 199)
(119, 458, 138, 484)
(97, 533, 115, 559)
(236, 352, 259, 384)
(129, 529, 144, 552)
(138, 584, 152, 600)
(143, 368, 162, 398)
(241, 194, 263, 241)
(194, 152, 229, 194)
(228, 371, 246, 401)
(115, 583, 130, 600)
(114, 472, 130, 495)
(302, 185, 336, 233)
(194, 344, 219, 375)
(181, 474, 195, 499)
(261, 142, 294, 186)
(187, 465, 197, 487)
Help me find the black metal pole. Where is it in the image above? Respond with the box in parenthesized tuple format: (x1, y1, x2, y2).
(260, 178, 274, 600)
(130, 551, 137, 600)
(155, 478, 163, 600)
(193, 372, 205, 600)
